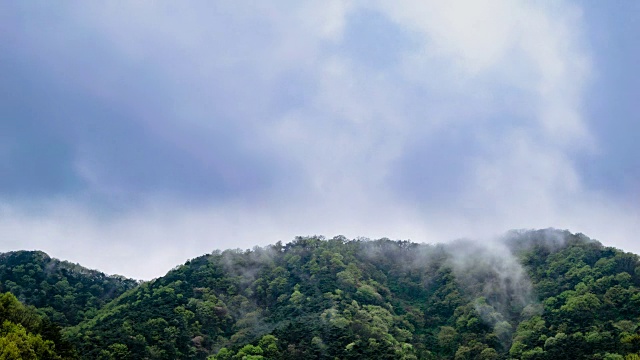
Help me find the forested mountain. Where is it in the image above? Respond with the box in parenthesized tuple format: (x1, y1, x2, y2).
(1, 229, 640, 359)
(0, 250, 138, 326)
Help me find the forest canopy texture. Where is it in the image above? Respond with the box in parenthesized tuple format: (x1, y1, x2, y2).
(1, 229, 640, 359)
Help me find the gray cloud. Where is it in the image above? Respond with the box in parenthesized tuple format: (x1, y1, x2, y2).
(0, 1, 639, 279)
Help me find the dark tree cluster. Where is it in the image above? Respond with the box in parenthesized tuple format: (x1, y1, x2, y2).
(0, 250, 138, 327)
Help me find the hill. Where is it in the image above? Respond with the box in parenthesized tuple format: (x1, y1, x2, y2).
(0, 250, 138, 327)
(2, 229, 640, 359)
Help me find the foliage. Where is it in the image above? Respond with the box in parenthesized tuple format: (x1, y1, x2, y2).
(2, 229, 640, 359)
(0, 250, 138, 327)
(0, 291, 76, 359)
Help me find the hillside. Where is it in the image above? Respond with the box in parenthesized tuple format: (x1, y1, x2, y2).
(0, 250, 138, 327)
(0, 291, 76, 359)
(1, 229, 640, 359)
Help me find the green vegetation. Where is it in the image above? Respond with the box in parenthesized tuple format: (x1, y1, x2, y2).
(0, 250, 138, 327)
(0, 292, 76, 359)
(1, 229, 640, 359)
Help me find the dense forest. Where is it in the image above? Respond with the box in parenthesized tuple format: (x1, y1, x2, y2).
(1, 229, 640, 359)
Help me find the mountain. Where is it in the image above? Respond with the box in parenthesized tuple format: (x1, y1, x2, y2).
(0, 250, 138, 327)
(1, 229, 640, 359)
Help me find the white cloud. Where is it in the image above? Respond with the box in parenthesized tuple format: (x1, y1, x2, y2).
(2, 1, 639, 279)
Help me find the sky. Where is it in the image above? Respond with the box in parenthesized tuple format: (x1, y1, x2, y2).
(1, 1, 639, 279)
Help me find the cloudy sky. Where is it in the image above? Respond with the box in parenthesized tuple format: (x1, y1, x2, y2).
(1, 1, 639, 279)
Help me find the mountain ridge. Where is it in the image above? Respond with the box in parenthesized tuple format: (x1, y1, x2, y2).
(2, 229, 640, 359)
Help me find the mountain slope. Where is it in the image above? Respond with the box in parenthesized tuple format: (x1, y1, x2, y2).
(0, 250, 138, 327)
(0, 291, 76, 359)
(2, 229, 639, 359)
(60, 230, 640, 359)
